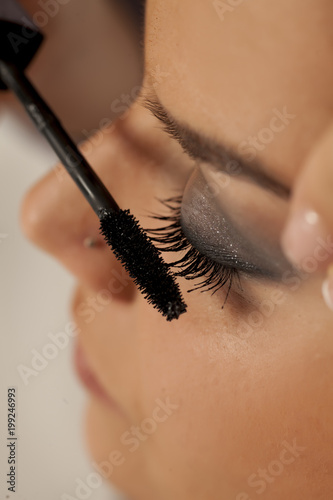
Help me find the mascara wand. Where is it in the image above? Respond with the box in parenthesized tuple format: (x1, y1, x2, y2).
(0, 3, 187, 321)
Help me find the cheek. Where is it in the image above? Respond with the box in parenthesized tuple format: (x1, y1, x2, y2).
(134, 291, 333, 499)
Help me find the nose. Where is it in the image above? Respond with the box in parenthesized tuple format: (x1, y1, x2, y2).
(20, 105, 159, 301)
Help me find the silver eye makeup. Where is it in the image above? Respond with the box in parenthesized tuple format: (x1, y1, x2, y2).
(146, 163, 295, 304)
(181, 165, 293, 279)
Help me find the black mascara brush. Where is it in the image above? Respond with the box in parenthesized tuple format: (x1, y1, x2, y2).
(0, 2, 187, 321)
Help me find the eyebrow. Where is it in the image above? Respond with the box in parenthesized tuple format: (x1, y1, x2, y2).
(142, 96, 290, 199)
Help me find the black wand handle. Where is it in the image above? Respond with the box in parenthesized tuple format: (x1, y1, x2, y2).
(0, 59, 119, 216)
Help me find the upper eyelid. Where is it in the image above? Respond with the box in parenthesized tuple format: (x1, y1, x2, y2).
(147, 196, 281, 282)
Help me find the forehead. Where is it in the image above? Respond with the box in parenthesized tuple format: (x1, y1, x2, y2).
(145, 0, 333, 187)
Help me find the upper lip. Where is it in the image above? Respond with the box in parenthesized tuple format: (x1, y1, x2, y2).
(70, 284, 131, 420)
(74, 338, 126, 417)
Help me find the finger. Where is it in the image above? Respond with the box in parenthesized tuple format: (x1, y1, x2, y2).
(281, 122, 333, 309)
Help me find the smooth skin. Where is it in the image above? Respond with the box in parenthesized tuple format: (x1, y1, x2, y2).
(21, 1, 333, 499)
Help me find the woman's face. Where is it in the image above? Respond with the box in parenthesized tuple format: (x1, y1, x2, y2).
(22, 1, 333, 499)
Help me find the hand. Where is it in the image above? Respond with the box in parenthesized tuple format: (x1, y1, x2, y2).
(281, 123, 333, 311)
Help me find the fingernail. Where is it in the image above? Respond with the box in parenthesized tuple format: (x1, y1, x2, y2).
(322, 267, 333, 311)
(281, 208, 329, 268)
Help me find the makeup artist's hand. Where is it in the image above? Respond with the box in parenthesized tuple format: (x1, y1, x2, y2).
(281, 122, 333, 311)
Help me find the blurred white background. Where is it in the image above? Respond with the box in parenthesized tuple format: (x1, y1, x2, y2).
(0, 1, 142, 498)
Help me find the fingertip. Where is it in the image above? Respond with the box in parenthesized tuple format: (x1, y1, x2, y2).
(281, 207, 333, 270)
(322, 273, 333, 312)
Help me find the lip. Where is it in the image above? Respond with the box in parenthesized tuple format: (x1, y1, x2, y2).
(73, 341, 121, 413)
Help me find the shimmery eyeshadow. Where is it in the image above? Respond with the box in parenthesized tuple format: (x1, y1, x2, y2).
(180, 168, 294, 280)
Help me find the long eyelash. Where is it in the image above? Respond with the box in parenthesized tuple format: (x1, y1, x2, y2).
(145, 196, 239, 306)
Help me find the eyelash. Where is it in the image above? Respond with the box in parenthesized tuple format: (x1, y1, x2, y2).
(145, 196, 240, 306)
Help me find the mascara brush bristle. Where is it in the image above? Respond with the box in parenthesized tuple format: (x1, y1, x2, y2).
(99, 208, 187, 321)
